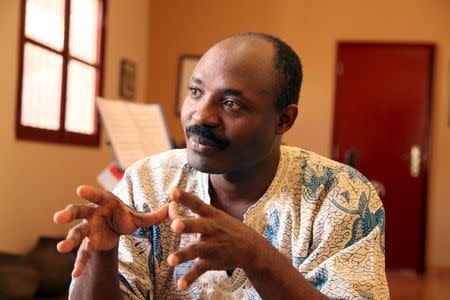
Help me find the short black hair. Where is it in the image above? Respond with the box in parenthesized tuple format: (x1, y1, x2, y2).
(232, 32, 303, 111)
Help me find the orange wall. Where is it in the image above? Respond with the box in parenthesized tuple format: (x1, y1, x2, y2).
(147, 0, 450, 269)
(0, 0, 151, 254)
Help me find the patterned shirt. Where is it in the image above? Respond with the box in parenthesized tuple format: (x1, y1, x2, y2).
(111, 146, 389, 299)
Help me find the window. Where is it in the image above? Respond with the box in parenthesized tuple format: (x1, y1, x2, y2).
(16, 0, 105, 146)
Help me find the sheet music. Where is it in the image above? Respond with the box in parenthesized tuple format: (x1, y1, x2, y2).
(96, 97, 172, 170)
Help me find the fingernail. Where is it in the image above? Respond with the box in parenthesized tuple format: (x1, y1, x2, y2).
(170, 188, 180, 200)
(171, 219, 184, 233)
(76, 185, 87, 196)
(56, 241, 65, 252)
(53, 212, 61, 223)
(169, 201, 178, 210)
(178, 278, 188, 289)
(72, 269, 79, 277)
(168, 254, 179, 266)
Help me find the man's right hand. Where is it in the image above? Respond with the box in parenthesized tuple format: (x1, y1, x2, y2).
(54, 185, 169, 277)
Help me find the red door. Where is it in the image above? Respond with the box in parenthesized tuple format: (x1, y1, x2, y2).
(332, 43, 434, 271)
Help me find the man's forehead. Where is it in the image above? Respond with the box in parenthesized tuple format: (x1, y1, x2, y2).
(203, 36, 275, 66)
(192, 36, 277, 87)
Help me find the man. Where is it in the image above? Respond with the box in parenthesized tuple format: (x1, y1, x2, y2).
(55, 32, 389, 299)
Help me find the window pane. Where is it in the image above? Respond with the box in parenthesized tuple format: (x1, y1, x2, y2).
(25, 0, 65, 51)
(69, 0, 99, 64)
(21, 43, 63, 130)
(65, 60, 96, 134)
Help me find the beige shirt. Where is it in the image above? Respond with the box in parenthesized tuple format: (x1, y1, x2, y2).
(110, 146, 388, 299)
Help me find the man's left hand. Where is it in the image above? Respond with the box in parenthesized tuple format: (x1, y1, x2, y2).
(167, 188, 270, 289)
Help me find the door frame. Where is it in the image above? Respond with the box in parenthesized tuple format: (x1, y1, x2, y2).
(331, 42, 435, 272)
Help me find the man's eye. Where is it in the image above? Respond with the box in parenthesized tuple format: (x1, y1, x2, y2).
(188, 87, 202, 98)
(223, 100, 242, 111)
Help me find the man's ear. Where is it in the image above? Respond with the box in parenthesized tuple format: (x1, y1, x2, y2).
(276, 104, 298, 134)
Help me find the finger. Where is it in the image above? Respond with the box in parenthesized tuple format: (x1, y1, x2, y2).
(169, 189, 212, 216)
(171, 217, 213, 235)
(178, 259, 210, 289)
(57, 220, 90, 253)
(167, 242, 214, 266)
(72, 238, 94, 277)
(168, 201, 180, 221)
(77, 185, 115, 205)
(132, 203, 170, 227)
(53, 203, 96, 224)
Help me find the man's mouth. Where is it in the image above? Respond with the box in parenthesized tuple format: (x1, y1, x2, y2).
(188, 135, 224, 153)
(185, 125, 229, 150)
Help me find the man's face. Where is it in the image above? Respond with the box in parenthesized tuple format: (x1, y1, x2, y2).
(181, 37, 282, 174)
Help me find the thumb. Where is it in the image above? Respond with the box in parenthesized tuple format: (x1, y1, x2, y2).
(133, 203, 169, 227)
(168, 201, 181, 221)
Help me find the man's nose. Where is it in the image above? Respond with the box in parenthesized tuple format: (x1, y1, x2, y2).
(191, 98, 220, 127)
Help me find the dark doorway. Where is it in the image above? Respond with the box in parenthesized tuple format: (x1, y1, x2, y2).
(332, 42, 434, 271)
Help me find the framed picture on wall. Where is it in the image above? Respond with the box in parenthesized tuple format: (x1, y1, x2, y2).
(119, 59, 136, 100)
(176, 55, 200, 115)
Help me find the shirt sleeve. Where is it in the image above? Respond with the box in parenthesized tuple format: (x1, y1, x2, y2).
(67, 170, 155, 300)
(113, 171, 155, 300)
(299, 166, 389, 299)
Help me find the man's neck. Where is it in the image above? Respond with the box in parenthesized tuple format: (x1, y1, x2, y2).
(209, 146, 281, 219)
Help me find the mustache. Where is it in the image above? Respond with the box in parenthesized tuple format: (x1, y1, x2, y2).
(185, 125, 229, 149)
